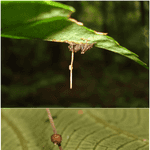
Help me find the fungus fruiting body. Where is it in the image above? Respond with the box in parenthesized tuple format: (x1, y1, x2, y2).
(51, 134, 62, 146)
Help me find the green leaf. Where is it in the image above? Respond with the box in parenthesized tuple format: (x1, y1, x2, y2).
(1, 109, 149, 150)
(1, 1, 148, 69)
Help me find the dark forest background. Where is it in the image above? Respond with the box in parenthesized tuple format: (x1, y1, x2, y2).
(2, 1, 149, 108)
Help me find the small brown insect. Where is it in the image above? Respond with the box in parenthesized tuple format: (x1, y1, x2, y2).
(80, 43, 94, 54)
(68, 42, 81, 53)
(51, 134, 62, 146)
(66, 40, 96, 89)
(68, 42, 94, 54)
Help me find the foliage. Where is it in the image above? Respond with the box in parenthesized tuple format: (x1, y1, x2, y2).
(1, 1, 148, 69)
(2, 109, 149, 150)
(1, 1, 149, 108)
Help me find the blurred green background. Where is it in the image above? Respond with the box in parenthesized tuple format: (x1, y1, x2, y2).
(2, 1, 149, 108)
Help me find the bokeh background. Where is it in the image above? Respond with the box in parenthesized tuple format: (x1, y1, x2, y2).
(2, 1, 149, 108)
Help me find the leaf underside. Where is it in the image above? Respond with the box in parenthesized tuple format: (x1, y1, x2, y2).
(1, 109, 149, 150)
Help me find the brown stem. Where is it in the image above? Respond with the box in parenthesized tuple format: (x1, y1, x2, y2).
(59, 146, 63, 150)
(46, 108, 57, 134)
